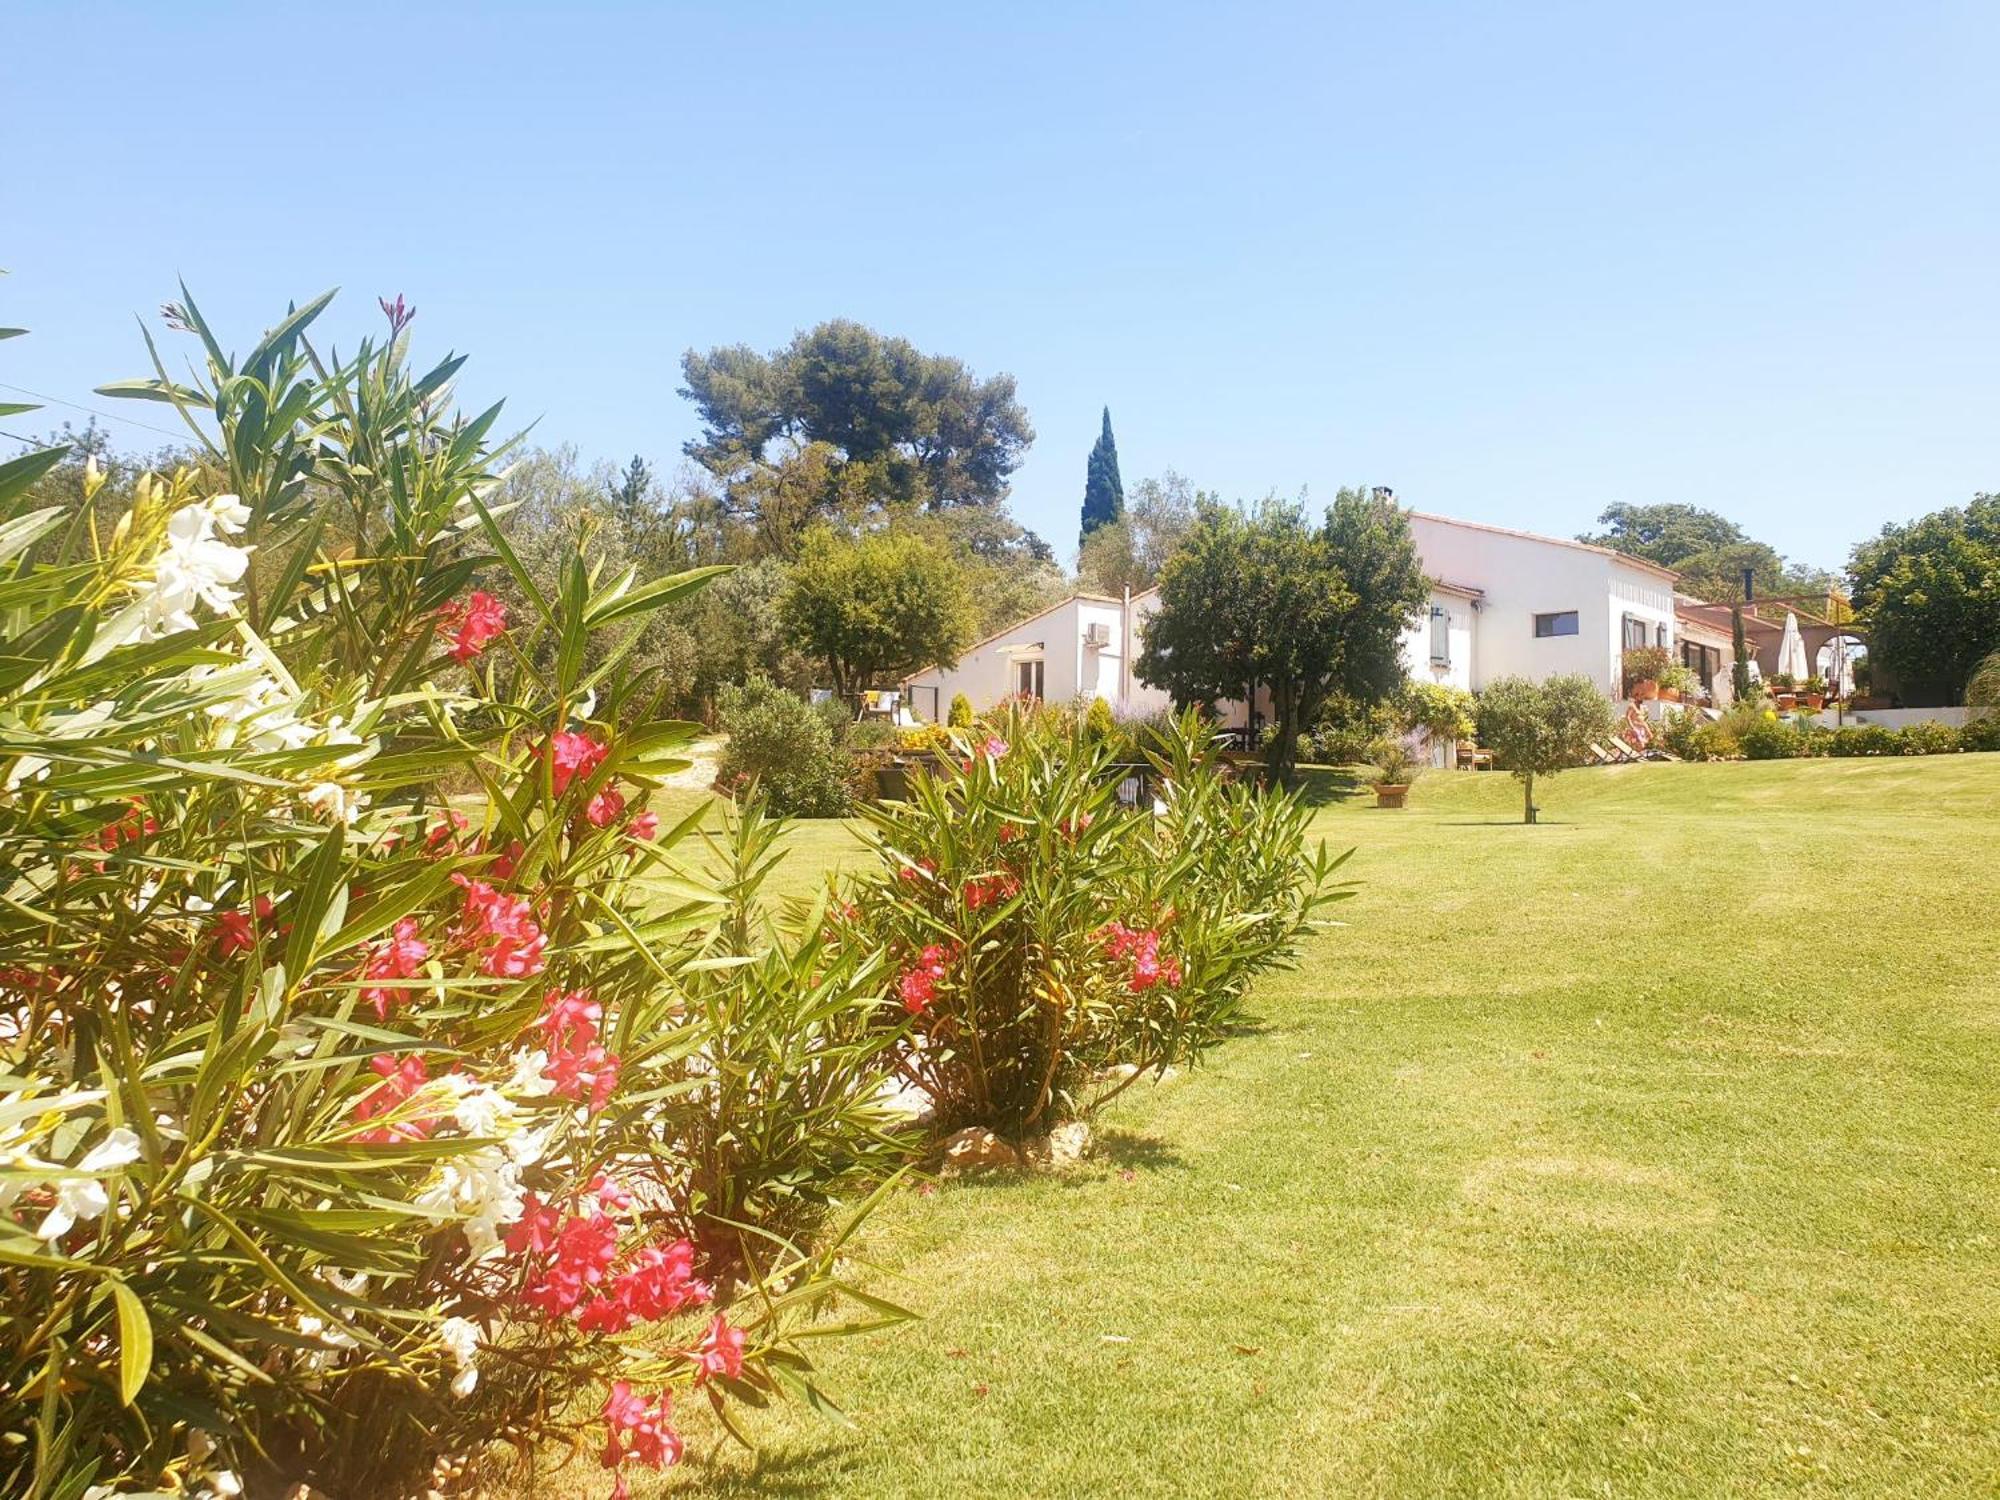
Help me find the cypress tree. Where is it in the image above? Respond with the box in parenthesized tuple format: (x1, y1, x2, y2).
(1080, 406, 1125, 546)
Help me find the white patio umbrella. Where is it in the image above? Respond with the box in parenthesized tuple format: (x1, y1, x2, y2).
(1777, 611, 1810, 681)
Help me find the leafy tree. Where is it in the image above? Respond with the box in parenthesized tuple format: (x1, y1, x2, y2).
(1080, 406, 1124, 545)
(900, 505, 1069, 636)
(1475, 674, 1615, 824)
(781, 526, 975, 695)
(1077, 470, 1202, 596)
(1847, 495, 2000, 704)
(1581, 502, 1746, 564)
(1136, 491, 1427, 783)
(1581, 502, 1833, 603)
(1322, 486, 1433, 701)
(679, 320, 1034, 549)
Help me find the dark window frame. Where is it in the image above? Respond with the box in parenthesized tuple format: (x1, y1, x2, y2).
(1534, 610, 1580, 638)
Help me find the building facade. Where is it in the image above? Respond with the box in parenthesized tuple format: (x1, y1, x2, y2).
(904, 510, 1686, 720)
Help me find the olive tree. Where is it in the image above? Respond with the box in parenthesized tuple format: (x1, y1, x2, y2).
(1475, 674, 1615, 824)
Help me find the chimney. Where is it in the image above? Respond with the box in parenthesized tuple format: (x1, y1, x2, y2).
(1372, 486, 1395, 503)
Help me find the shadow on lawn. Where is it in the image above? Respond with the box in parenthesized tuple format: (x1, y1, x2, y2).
(1092, 1128, 1186, 1173)
(672, 1438, 864, 1497)
(1291, 768, 1369, 808)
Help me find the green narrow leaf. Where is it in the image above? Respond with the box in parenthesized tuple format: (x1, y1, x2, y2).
(110, 1280, 153, 1404)
(585, 565, 734, 628)
(0, 446, 68, 512)
(284, 821, 348, 980)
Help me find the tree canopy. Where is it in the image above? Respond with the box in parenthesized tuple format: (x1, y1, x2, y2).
(780, 525, 975, 695)
(679, 320, 1034, 551)
(1579, 502, 1833, 603)
(1474, 674, 1615, 823)
(1847, 494, 2000, 705)
(1080, 406, 1124, 546)
(1136, 489, 1428, 782)
(1076, 471, 1203, 596)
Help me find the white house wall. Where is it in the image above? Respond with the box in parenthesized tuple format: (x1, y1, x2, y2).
(1406, 516, 1675, 697)
(1400, 589, 1477, 693)
(910, 516, 1680, 717)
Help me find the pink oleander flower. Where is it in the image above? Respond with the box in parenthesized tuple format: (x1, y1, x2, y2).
(521, 1210, 620, 1317)
(353, 1053, 432, 1143)
(504, 1192, 561, 1257)
(455, 876, 548, 978)
(692, 1313, 746, 1385)
(601, 1381, 683, 1490)
(963, 872, 1020, 910)
(361, 917, 430, 1019)
(549, 730, 609, 796)
(625, 810, 659, 841)
(439, 590, 507, 664)
(425, 809, 471, 853)
(539, 988, 602, 1046)
(214, 896, 276, 958)
(980, 735, 1009, 760)
(585, 785, 626, 828)
(897, 942, 954, 1014)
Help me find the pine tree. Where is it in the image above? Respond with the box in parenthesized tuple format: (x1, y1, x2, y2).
(1079, 406, 1124, 546)
(607, 455, 653, 525)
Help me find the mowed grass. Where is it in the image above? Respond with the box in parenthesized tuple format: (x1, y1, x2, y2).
(597, 756, 2000, 1498)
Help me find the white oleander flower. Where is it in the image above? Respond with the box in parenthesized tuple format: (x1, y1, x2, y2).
(415, 1144, 527, 1260)
(438, 1314, 483, 1398)
(303, 780, 369, 824)
(37, 1126, 141, 1241)
(139, 495, 254, 636)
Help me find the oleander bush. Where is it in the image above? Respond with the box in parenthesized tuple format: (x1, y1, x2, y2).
(834, 707, 1349, 1139)
(0, 294, 898, 1500)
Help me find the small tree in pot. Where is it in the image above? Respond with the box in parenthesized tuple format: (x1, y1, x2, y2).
(1369, 737, 1420, 808)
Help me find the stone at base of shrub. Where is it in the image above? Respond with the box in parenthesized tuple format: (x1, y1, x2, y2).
(938, 1122, 1095, 1174)
(940, 1127, 1020, 1174)
(1020, 1121, 1093, 1168)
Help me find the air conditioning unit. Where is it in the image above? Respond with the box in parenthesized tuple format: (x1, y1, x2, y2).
(1082, 622, 1112, 647)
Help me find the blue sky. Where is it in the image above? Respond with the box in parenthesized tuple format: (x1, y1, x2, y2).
(6, 2, 1997, 572)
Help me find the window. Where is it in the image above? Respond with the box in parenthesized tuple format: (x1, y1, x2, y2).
(1534, 611, 1580, 638)
(1621, 614, 1649, 650)
(1429, 605, 1450, 666)
(1013, 658, 1044, 701)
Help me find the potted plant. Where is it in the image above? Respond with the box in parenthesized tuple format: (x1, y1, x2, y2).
(1657, 662, 1699, 703)
(1799, 674, 1827, 710)
(1621, 645, 1673, 702)
(1768, 671, 1797, 710)
(1369, 737, 1419, 808)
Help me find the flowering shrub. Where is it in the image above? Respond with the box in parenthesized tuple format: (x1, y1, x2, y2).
(838, 706, 1348, 1138)
(0, 294, 897, 1499)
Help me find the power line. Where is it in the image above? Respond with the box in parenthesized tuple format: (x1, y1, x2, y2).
(0, 381, 192, 442)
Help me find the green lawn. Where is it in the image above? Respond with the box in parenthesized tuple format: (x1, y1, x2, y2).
(620, 755, 2000, 1497)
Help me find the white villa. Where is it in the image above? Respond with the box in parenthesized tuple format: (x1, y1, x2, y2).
(903, 509, 1691, 727)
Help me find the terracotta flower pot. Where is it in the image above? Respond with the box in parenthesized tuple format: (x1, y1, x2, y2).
(1630, 679, 1659, 702)
(1800, 693, 1825, 710)
(1775, 693, 1797, 710)
(1658, 687, 1682, 703)
(1374, 783, 1410, 809)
